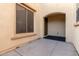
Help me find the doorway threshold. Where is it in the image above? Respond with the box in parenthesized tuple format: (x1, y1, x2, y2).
(44, 35, 65, 42)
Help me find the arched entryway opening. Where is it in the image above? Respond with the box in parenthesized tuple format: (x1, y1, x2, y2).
(44, 12, 66, 41)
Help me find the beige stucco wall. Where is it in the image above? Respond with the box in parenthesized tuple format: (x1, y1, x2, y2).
(36, 3, 76, 42)
(0, 4, 15, 52)
(0, 3, 39, 53)
(18, 3, 79, 53)
(0, 3, 79, 54)
(74, 27, 79, 53)
(29, 3, 79, 53)
(28, 3, 79, 54)
(48, 16, 65, 37)
(73, 3, 79, 53)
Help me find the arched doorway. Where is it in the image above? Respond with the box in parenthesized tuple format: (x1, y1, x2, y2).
(44, 12, 66, 41)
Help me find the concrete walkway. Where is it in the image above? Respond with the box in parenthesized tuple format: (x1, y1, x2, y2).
(1, 39, 78, 56)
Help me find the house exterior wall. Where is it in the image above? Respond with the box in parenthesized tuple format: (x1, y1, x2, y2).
(28, 3, 79, 53)
(0, 3, 79, 54)
(35, 3, 76, 42)
(74, 3, 79, 53)
(30, 3, 78, 53)
(0, 3, 39, 53)
(0, 4, 16, 52)
(48, 16, 65, 37)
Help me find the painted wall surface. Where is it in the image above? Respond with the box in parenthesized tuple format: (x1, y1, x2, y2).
(0, 3, 39, 53)
(37, 3, 76, 42)
(27, 3, 79, 54)
(74, 27, 79, 53)
(1, 3, 79, 54)
(0, 4, 15, 51)
(17, 3, 79, 53)
(48, 16, 65, 37)
(73, 3, 79, 53)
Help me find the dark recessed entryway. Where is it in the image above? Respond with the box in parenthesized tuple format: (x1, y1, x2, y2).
(44, 12, 66, 42)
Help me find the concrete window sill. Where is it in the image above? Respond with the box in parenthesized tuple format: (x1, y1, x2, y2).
(12, 33, 37, 40)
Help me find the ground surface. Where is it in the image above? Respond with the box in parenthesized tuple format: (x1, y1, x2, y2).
(1, 39, 78, 56)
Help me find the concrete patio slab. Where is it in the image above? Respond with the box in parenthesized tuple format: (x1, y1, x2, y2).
(1, 39, 78, 56)
(16, 39, 57, 56)
(1, 50, 20, 56)
(50, 41, 78, 56)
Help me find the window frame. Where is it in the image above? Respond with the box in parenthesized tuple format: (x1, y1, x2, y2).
(16, 3, 35, 34)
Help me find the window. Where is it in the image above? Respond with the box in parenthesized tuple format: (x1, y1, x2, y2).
(76, 8, 79, 22)
(16, 4, 34, 34)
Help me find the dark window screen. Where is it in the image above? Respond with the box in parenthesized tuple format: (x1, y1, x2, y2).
(77, 8, 79, 22)
(16, 4, 34, 34)
(27, 10, 34, 32)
